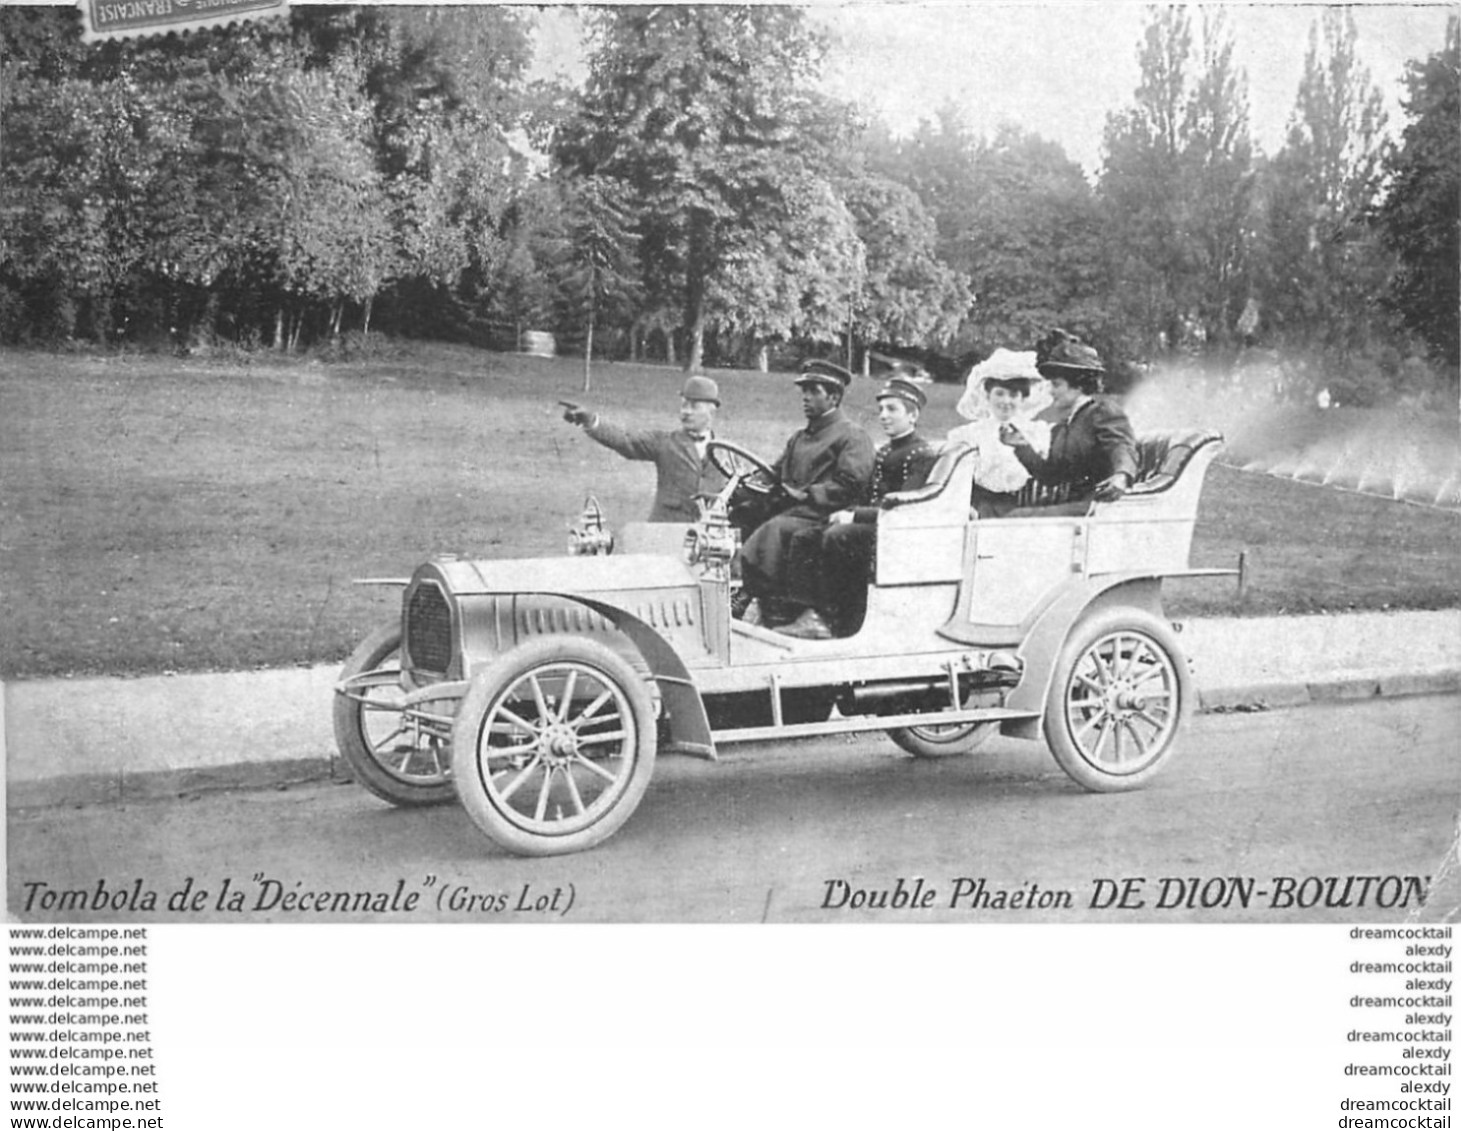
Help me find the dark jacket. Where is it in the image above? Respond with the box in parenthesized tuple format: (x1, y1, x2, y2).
(849, 430, 940, 523)
(1016, 397, 1138, 499)
(772, 408, 876, 516)
(583, 420, 728, 523)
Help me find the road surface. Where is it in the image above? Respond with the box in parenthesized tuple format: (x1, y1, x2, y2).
(8, 695, 1458, 923)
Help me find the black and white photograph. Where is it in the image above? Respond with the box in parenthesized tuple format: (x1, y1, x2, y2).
(2, 0, 1458, 1121)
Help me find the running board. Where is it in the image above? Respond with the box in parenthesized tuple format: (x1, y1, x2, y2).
(711, 707, 1038, 746)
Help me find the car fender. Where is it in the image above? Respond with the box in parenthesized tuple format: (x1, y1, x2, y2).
(1001, 574, 1170, 740)
(486, 591, 716, 761)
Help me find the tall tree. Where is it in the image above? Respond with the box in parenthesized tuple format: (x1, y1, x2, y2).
(708, 174, 864, 364)
(956, 126, 1105, 350)
(1099, 7, 1256, 354)
(1177, 8, 1255, 348)
(1258, 8, 1392, 398)
(558, 6, 844, 371)
(555, 175, 642, 390)
(1376, 16, 1460, 372)
(840, 172, 969, 352)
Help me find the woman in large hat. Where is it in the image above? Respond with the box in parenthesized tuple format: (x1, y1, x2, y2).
(948, 348, 1052, 517)
(1000, 329, 1138, 504)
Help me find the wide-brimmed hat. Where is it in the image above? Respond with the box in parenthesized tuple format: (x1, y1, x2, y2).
(795, 359, 853, 391)
(875, 376, 927, 410)
(1035, 328, 1104, 376)
(680, 375, 720, 405)
(956, 348, 1043, 420)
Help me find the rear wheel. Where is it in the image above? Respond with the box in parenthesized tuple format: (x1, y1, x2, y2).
(887, 720, 1000, 759)
(452, 637, 657, 856)
(333, 622, 455, 807)
(1044, 607, 1191, 792)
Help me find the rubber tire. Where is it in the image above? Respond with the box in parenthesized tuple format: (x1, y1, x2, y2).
(887, 721, 1000, 759)
(333, 622, 456, 807)
(1044, 606, 1193, 792)
(452, 636, 657, 857)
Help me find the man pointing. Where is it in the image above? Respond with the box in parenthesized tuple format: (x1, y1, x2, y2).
(561, 375, 729, 523)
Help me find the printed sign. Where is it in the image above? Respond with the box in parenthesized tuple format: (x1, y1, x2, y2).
(78, 0, 288, 44)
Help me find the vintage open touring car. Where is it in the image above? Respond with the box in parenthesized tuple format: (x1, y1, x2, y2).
(334, 429, 1229, 856)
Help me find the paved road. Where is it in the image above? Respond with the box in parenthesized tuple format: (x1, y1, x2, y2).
(8, 696, 1458, 924)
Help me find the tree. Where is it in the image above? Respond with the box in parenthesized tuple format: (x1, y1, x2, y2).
(849, 108, 1096, 357)
(1258, 8, 1392, 400)
(1376, 16, 1460, 372)
(1098, 7, 1256, 355)
(840, 173, 968, 352)
(708, 173, 864, 364)
(0, 7, 539, 348)
(1177, 8, 1256, 349)
(956, 126, 1105, 350)
(555, 175, 641, 390)
(558, 6, 846, 371)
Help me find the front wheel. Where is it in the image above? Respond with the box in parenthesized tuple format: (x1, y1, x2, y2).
(1044, 607, 1192, 792)
(452, 637, 657, 856)
(333, 622, 456, 807)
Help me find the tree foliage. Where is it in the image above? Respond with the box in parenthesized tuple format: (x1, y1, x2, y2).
(1376, 15, 1460, 372)
(0, 4, 1454, 403)
(1256, 8, 1394, 400)
(0, 7, 535, 349)
(1098, 7, 1255, 353)
(557, 6, 847, 370)
(554, 175, 642, 388)
(840, 172, 967, 348)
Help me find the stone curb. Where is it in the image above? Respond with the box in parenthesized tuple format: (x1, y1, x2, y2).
(6, 615, 1459, 810)
(1196, 669, 1461, 714)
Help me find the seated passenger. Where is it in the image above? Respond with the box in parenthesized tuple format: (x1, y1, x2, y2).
(734, 360, 875, 627)
(1001, 329, 1138, 505)
(947, 349, 1051, 517)
(777, 377, 939, 640)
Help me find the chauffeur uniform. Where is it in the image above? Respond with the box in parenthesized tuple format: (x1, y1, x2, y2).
(780, 376, 938, 638)
(737, 364, 875, 613)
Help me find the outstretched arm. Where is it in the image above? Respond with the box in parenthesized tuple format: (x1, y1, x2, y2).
(573, 413, 661, 462)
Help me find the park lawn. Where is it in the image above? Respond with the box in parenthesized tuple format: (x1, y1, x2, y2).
(1, 344, 1456, 679)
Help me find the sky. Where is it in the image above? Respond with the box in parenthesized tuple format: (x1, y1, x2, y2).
(529, 2, 1457, 174)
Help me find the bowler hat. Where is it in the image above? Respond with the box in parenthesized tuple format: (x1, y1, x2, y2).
(795, 359, 853, 390)
(680, 375, 721, 405)
(1035, 328, 1104, 376)
(876, 376, 927, 410)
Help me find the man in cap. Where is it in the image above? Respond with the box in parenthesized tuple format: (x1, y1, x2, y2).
(778, 375, 939, 639)
(735, 360, 875, 625)
(1000, 329, 1138, 505)
(561, 375, 729, 523)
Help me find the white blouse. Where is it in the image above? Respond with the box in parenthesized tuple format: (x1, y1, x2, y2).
(947, 417, 1052, 494)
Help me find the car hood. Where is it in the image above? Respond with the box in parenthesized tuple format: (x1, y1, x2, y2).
(423, 553, 702, 598)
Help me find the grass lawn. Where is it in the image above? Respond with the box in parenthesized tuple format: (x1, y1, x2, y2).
(2, 344, 1457, 679)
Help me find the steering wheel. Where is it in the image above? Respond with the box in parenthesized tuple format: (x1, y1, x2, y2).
(706, 439, 780, 497)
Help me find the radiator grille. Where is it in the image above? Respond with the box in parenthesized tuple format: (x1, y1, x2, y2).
(405, 583, 453, 673)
